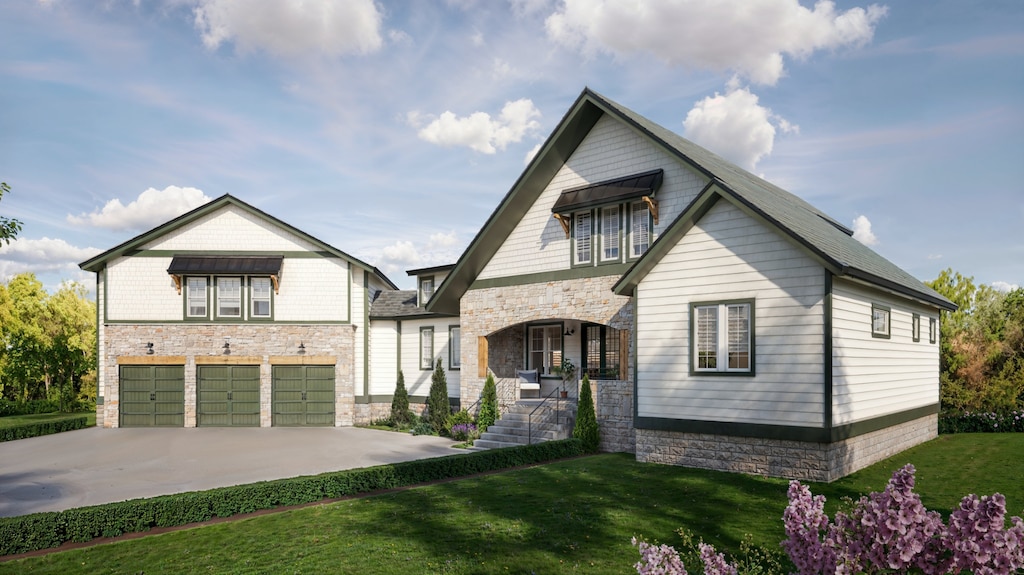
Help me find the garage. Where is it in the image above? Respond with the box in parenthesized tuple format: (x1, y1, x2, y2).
(197, 365, 261, 427)
(119, 365, 185, 427)
(272, 365, 335, 426)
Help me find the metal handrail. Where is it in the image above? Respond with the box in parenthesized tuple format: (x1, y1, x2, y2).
(527, 386, 563, 445)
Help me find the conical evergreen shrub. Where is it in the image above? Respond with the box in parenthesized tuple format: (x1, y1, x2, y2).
(390, 370, 411, 426)
(477, 373, 499, 431)
(427, 359, 451, 434)
(573, 374, 600, 453)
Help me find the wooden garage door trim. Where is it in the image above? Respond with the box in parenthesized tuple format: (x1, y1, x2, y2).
(271, 365, 335, 427)
(119, 365, 185, 427)
(197, 365, 261, 427)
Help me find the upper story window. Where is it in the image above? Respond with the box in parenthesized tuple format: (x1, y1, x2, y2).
(600, 206, 621, 262)
(419, 276, 434, 306)
(872, 304, 891, 339)
(912, 313, 921, 342)
(574, 212, 592, 265)
(929, 317, 937, 344)
(631, 200, 650, 258)
(217, 278, 242, 318)
(187, 277, 208, 317)
(251, 277, 272, 319)
(184, 275, 274, 321)
(528, 324, 562, 377)
(691, 301, 754, 375)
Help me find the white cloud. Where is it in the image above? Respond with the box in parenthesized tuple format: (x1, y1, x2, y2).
(524, 142, 542, 165)
(851, 215, 878, 246)
(376, 231, 463, 280)
(0, 237, 101, 281)
(192, 0, 384, 57)
(414, 98, 541, 154)
(991, 281, 1020, 293)
(429, 230, 458, 248)
(683, 85, 794, 170)
(545, 0, 887, 85)
(67, 186, 212, 231)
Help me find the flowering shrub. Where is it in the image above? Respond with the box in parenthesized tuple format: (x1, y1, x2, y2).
(450, 422, 478, 442)
(635, 465, 1024, 575)
(939, 410, 1024, 434)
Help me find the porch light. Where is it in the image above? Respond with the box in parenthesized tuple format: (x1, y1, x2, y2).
(222, 342, 231, 355)
(298, 342, 306, 355)
(564, 327, 575, 336)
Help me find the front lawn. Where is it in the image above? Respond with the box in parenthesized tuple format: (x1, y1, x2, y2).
(3, 433, 1021, 574)
(0, 411, 95, 429)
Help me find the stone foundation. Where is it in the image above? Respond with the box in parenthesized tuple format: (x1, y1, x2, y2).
(595, 379, 635, 454)
(636, 414, 937, 482)
(353, 401, 427, 426)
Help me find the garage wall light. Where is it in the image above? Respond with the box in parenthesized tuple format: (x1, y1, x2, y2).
(222, 342, 231, 355)
(146, 342, 154, 355)
(298, 342, 306, 355)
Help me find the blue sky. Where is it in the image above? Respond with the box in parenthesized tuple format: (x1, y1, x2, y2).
(1, 0, 1021, 293)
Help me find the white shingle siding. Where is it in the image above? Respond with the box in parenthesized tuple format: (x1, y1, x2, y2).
(106, 257, 181, 321)
(144, 205, 320, 252)
(369, 321, 399, 396)
(478, 115, 709, 280)
(274, 258, 349, 321)
(399, 318, 460, 398)
(831, 278, 939, 425)
(635, 200, 825, 427)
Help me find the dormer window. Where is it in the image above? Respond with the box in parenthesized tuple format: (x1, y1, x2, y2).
(419, 276, 435, 306)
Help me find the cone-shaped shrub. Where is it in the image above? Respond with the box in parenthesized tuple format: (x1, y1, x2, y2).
(478, 373, 499, 431)
(427, 359, 451, 434)
(573, 374, 600, 452)
(390, 370, 411, 426)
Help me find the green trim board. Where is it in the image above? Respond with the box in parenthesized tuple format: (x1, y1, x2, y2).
(469, 262, 632, 291)
(823, 271, 833, 432)
(634, 403, 939, 444)
(362, 270, 370, 399)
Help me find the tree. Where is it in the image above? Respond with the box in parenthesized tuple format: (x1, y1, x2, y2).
(477, 373, 499, 432)
(390, 370, 412, 426)
(1, 274, 48, 401)
(0, 182, 23, 245)
(426, 358, 451, 434)
(573, 374, 600, 452)
(41, 282, 96, 411)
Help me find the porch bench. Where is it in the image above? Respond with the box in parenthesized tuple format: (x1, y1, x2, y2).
(516, 369, 541, 398)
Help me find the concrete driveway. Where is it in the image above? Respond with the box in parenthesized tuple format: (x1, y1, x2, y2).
(0, 427, 458, 517)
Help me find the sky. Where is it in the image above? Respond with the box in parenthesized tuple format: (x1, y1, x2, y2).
(0, 0, 1022, 295)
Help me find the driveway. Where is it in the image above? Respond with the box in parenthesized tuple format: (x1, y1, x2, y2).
(0, 427, 458, 517)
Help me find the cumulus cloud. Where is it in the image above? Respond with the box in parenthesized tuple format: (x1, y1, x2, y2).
(682, 85, 795, 170)
(851, 215, 878, 246)
(67, 186, 212, 231)
(991, 281, 1020, 293)
(0, 237, 101, 281)
(192, 0, 383, 57)
(376, 230, 463, 279)
(413, 98, 541, 154)
(524, 142, 543, 166)
(545, 0, 887, 85)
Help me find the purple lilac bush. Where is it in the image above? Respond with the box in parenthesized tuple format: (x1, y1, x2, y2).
(636, 464, 1024, 574)
(449, 422, 477, 441)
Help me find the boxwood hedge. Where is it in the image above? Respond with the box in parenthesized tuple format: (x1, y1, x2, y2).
(0, 438, 583, 556)
(0, 416, 88, 443)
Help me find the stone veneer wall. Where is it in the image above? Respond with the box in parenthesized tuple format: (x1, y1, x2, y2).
(635, 413, 937, 482)
(103, 324, 354, 428)
(595, 379, 635, 453)
(353, 401, 427, 426)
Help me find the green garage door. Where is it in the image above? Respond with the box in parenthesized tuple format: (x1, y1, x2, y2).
(272, 365, 335, 426)
(119, 365, 185, 427)
(197, 365, 261, 427)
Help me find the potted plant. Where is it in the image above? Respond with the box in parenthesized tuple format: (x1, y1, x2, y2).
(559, 357, 576, 398)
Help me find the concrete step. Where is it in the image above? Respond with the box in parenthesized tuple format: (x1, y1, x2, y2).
(472, 438, 532, 450)
(479, 430, 561, 444)
(483, 423, 565, 438)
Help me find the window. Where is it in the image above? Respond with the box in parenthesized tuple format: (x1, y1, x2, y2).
(583, 323, 621, 380)
(630, 200, 650, 258)
(691, 301, 753, 374)
(419, 277, 434, 306)
(574, 211, 592, 265)
(912, 313, 921, 342)
(871, 304, 891, 339)
(187, 277, 207, 318)
(600, 206, 621, 261)
(449, 326, 461, 370)
(528, 325, 562, 376)
(420, 327, 434, 370)
(217, 277, 242, 318)
(929, 317, 937, 344)
(251, 278, 272, 318)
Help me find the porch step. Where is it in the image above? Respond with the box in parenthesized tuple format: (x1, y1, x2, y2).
(471, 399, 577, 450)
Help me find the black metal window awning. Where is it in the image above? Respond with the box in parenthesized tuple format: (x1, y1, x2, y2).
(167, 256, 283, 293)
(551, 169, 663, 236)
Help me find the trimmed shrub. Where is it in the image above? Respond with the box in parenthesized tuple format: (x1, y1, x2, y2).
(0, 416, 88, 442)
(0, 438, 583, 556)
(573, 374, 600, 453)
(426, 359, 451, 434)
(444, 408, 473, 437)
(939, 409, 1024, 433)
(390, 370, 412, 427)
(478, 373, 499, 432)
(0, 399, 61, 417)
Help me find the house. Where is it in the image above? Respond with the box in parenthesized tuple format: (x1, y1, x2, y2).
(427, 88, 955, 481)
(80, 195, 402, 428)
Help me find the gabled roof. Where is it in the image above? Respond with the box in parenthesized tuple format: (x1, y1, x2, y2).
(429, 88, 954, 313)
(369, 289, 455, 319)
(79, 194, 397, 290)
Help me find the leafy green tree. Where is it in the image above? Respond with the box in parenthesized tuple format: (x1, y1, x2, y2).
(42, 282, 96, 411)
(2, 274, 49, 401)
(390, 370, 412, 426)
(477, 373, 499, 432)
(426, 358, 451, 434)
(0, 182, 22, 245)
(573, 374, 600, 452)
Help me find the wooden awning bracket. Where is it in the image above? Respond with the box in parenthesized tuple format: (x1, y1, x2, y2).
(271, 274, 280, 295)
(553, 213, 571, 238)
(642, 196, 659, 224)
(171, 274, 182, 295)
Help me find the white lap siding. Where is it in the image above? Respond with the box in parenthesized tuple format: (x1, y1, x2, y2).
(831, 279, 939, 425)
(369, 321, 399, 396)
(398, 318, 460, 399)
(635, 200, 825, 427)
(477, 115, 708, 280)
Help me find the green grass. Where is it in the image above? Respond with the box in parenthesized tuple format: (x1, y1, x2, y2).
(3, 433, 1021, 574)
(0, 411, 95, 429)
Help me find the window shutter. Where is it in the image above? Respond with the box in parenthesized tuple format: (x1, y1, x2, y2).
(477, 336, 488, 378)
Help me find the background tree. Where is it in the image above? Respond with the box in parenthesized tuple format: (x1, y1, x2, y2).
(0, 182, 22, 245)
(573, 374, 600, 452)
(426, 358, 451, 433)
(477, 373, 499, 432)
(390, 370, 411, 426)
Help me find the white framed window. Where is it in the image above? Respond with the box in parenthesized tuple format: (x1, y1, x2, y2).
(630, 200, 650, 258)
(187, 277, 208, 318)
(872, 304, 891, 339)
(600, 205, 621, 262)
(691, 301, 753, 374)
(251, 278, 272, 319)
(449, 326, 461, 370)
(420, 327, 434, 370)
(217, 277, 242, 318)
(419, 277, 434, 306)
(528, 325, 562, 377)
(574, 211, 592, 265)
